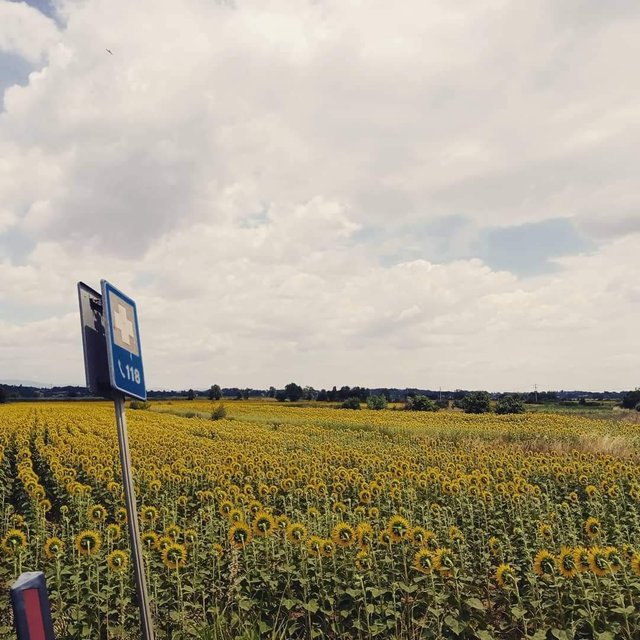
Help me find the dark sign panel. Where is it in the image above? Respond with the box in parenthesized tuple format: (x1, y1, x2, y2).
(77, 282, 111, 398)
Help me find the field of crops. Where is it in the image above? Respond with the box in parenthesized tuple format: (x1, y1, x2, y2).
(1, 401, 639, 640)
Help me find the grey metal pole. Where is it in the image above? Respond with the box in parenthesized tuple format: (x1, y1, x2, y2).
(114, 393, 155, 640)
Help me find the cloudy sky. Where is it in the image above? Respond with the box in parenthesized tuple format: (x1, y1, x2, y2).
(1, 0, 639, 391)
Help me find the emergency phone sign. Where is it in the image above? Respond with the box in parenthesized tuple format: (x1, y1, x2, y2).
(101, 280, 146, 400)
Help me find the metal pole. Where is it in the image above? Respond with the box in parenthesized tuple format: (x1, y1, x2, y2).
(114, 393, 155, 640)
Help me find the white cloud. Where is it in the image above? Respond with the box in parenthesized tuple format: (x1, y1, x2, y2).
(0, 1, 58, 64)
(0, 0, 639, 390)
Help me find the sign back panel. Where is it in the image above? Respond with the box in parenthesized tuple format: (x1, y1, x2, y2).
(101, 280, 147, 400)
(77, 282, 112, 398)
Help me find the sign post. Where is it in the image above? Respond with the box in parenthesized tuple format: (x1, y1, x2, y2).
(78, 280, 154, 640)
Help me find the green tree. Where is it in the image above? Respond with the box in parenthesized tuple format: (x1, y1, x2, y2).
(460, 391, 491, 414)
(405, 395, 439, 412)
(284, 382, 303, 402)
(621, 389, 640, 409)
(495, 394, 525, 414)
(209, 384, 222, 401)
(0, 386, 7, 404)
(341, 397, 361, 410)
(187, 388, 195, 401)
(366, 395, 387, 410)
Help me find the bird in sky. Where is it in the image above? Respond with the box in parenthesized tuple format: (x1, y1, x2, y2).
(106, 49, 113, 55)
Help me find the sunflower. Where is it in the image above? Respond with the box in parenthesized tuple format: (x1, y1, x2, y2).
(219, 500, 234, 518)
(537, 523, 553, 539)
(496, 563, 516, 588)
(248, 500, 262, 516)
(177, 495, 188, 508)
(88, 504, 107, 524)
(107, 550, 129, 573)
(276, 515, 290, 532)
(156, 535, 174, 552)
(321, 539, 335, 558)
(630, 552, 640, 577)
(414, 549, 434, 575)
(557, 547, 578, 579)
(165, 524, 181, 541)
(584, 517, 600, 539)
(387, 515, 411, 543)
(43, 536, 64, 560)
(331, 501, 347, 515)
(115, 508, 127, 524)
(306, 535, 323, 558)
(331, 523, 355, 548)
(588, 547, 609, 577)
(106, 524, 121, 541)
(140, 505, 159, 524)
(75, 530, 102, 556)
(433, 548, 455, 577)
(183, 528, 198, 545)
(107, 481, 120, 495)
(2, 528, 27, 555)
(356, 522, 374, 549)
(355, 550, 372, 573)
(368, 507, 380, 519)
(286, 522, 307, 544)
(573, 546, 591, 573)
(379, 530, 392, 546)
(253, 511, 275, 537)
(488, 536, 500, 557)
(229, 522, 253, 549)
(358, 488, 372, 504)
(603, 547, 622, 574)
(411, 526, 429, 546)
(448, 526, 465, 544)
(533, 549, 556, 577)
(38, 499, 52, 513)
(212, 543, 224, 559)
(142, 532, 159, 549)
(162, 543, 187, 570)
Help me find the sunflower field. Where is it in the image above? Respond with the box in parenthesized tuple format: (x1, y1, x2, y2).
(0, 400, 639, 639)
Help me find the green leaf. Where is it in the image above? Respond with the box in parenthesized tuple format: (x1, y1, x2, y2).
(466, 597, 485, 611)
(444, 615, 464, 634)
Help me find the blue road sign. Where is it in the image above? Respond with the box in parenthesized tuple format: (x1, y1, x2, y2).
(101, 280, 146, 400)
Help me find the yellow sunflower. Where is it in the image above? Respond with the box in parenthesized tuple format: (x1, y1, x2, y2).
(557, 547, 578, 579)
(107, 550, 128, 573)
(584, 517, 600, 539)
(229, 522, 253, 549)
(533, 549, 556, 577)
(573, 546, 591, 573)
(331, 523, 355, 548)
(2, 528, 27, 555)
(387, 515, 411, 543)
(162, 543, 187, 570)
(75, 530, 102, 556)
(306, 535, 323, 558)
(630, 552, 640, 577)
(321, 539, 335, 558)
(433, 548, 455, 577)
(106, 524, 121, 541)
(588, 547, 609, 577)
(140, 505, 159, 524)
(88, 504, 107, 524)
(355, 550, 372, 573)
(141, 532, 159, 550)
(414, 549, 434, 575)
(253, 511, 275, 537)
(43, 536, 64, 560)
(496, 563, 516, 588)
(286, 522, 307, 544)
